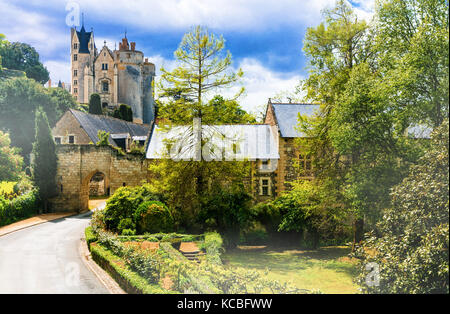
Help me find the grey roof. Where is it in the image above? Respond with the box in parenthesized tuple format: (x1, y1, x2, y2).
(271, 103, 320, 137)
(146, 124, 279, 160)
(408, 124, 433, 139)
(76, 26, 93, 54)
(70, 109, 150, 146)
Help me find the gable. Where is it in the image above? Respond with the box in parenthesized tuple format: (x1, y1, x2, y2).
(271, 103, 320, 138)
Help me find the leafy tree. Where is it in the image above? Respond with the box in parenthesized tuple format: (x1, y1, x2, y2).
(96, 130, 110, 146)
(47, 87, 83, 115)
(356, 119, 449, 294)
(112, 104, 133, 122)
(32, 108, 57, 213)
(88, 93, 102, 115)
(0, 131, 23, 181)
(0, 77, 58, 163)
(158, 25, 243, 121)
(0, 34, 5, 74)
(0, 41, 49, 84)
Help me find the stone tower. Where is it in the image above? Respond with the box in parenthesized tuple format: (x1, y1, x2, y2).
(70, 26, 156, 125)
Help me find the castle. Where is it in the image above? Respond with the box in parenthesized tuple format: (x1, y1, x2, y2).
(70, 25, 155, 124)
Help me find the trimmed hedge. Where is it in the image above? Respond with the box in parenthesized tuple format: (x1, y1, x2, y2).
(85, 226, 97, 249)
(201, 232, 223, 265)
(0, 190, 40, 227)
(89, 242, 175, 294)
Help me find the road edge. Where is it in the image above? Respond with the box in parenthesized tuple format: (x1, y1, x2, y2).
(79, 235, 126, 294)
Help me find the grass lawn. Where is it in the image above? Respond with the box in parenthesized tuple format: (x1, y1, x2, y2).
(222, 245, 360, 294)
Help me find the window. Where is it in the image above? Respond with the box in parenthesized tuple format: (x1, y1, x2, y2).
(102, 63, 108, 70)
(73, 88, 78, 94)
(74, 80, 77, 86)
(74, 70, 77, 77)
(73, 54, 77, 61)
(68, 135, 75, 144)
(54, 137, 61, 144)
(260, 178, 271, 196)
(299, 153, 313, 176)
(261, 160, 269, 170)
(73, 43, 78, 50)
(102, 81, 109, 92)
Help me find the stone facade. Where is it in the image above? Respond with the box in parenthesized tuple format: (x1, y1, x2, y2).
(70, 26, 155, 124)
(50, 145, 150, 212)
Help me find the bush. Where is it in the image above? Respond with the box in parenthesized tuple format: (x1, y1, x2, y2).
(134, 201, 175, 234)
(85, 226, 97, 248)
(240, 227, 269, 245)
(201, 232, 224, 265)
(102, 184, 162, 233)
(0, 189, 40, 227)
(118, 218, 135, 234)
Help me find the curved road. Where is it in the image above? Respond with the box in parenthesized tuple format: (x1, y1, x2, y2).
(0, 212, 108, 294)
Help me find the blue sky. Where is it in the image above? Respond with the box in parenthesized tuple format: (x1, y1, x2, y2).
(0, 0, 374, 113)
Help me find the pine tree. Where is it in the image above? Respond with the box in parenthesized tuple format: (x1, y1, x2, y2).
(32, 108, 57, 213)
(88, 93, 102, 115)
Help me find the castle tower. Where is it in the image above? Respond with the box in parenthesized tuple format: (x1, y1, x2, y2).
(70, 25, 96, 104)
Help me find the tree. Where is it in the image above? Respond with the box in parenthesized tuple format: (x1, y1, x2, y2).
(32, 108, 57, 213)
(0, 131, 23, 182)
(88, 93, 102, 115)
(47, 87, 83, 115)
(0, 77, 58, 164)
(0, 41, 49, 84)
(158, 25, 243, 121)
(356, 119, 449, 294)
(112, 104, 133, 122)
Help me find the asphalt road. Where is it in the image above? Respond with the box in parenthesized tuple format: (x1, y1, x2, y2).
(0, 212, 108, 294)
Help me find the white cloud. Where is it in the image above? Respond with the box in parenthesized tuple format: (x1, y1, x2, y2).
(45, 60, 71, 85)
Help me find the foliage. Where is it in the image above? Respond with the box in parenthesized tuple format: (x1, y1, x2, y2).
(31, 108, 57, 212)
(0, 131, 23, 182)
(356, 120, 449, 294)
(84, 226, 98, 248)
(134, 201, 175, 234)
(0, 77, 59, 163)
(117, 218, 136, 235)
(0, 189, 39, 227)
(0, 41, 49, 84)
(88, 93, 102, 115)
(201, 232, 224, 265)
(95, 130, 110, 146)
(47, 87, 83, 114)
(158, 25, 243, 119)
(112, 104, 133, 122)
(129, 141, 145, 155)
(101, 185, 162, 233)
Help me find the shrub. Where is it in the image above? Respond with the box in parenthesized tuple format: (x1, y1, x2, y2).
(134, 201, 175, 234)
(85, 226, 97, 248)
(201, 232, 224, 265)
(240, 227, 269, 245)
(102, 184, 162, 233)
(121, 229, 136, 236)
(118, 218, 135, 234)
(0, 189, 40, 227)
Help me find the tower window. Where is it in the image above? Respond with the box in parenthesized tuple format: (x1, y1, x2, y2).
(73, 43, 78, 50)
(73, 54, 78, 61)
(102, 82, 109, 92)
(74, 80, 77, 86)
(74, 70, 77, 77)
(102, 63, 108, 70)
(74, 88, 78, 94)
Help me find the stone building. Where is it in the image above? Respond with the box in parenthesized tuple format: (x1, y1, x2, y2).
(50, 100, 319, 211)
(52, 109, 150, 152)
(70, 25, 155, 124)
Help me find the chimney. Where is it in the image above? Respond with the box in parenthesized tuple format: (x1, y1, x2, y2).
(48, 79, 52, 88)
(131, 42, 136, 51)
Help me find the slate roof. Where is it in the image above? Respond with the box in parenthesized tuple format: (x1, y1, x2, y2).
(146, 124, 279, 160)
(70, 109, 150, 146)
(271, 103, 320, 138)
(76, 26, 93, 54)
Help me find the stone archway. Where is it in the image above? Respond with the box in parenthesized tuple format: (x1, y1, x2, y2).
(81, 170, 110, 212)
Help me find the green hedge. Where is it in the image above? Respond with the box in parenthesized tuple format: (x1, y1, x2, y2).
(89, 242, 175, 294)
(0, 190, 40, 227)
(85, 226, 97, 249)
(201, 232, 223, 265)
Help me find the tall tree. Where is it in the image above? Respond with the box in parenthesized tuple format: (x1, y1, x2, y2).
(88, 93, 102, 115)
(112, 104, 133, 122)
(0, 42, 49, 84)
(0, 77, 58, 164)
(159, 25, 243, 121)
(32, 108, 57, 213)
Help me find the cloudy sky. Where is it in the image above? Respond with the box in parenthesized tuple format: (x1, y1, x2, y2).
(0, 0, 374, 113)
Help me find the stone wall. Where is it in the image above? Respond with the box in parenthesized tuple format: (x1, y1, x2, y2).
(50, 145, 149, 212)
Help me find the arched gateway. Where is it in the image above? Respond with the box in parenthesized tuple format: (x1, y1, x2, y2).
(50, 145, 150, 212)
